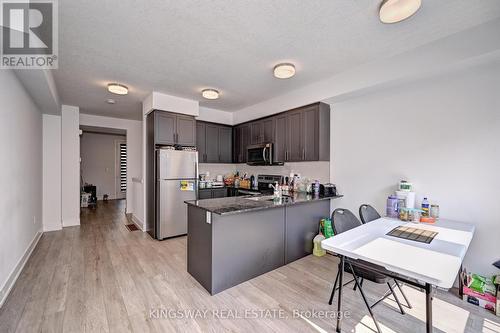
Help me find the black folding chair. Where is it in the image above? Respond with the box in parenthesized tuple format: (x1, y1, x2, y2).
(328, 208, 410, 333)
(359, 204, 381, 224)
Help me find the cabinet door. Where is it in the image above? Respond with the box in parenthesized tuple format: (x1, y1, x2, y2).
(240, 124, 251, 163)
(233, 126, 241, 163)
(198, 189, 212, 200)
(250, 121, 263, 144)
(302, 106, 319, 161)
(218, 126, 232, 163)
(155, 112, 176, 145)
(286, 110, 303, 161)
(211, 188, 227, 198)
(196, 122, 207, 162)
(274, 115, 287, 162)
(205, 124, 219, 163)
(176, 115, 196, 146)
(262, 118, 275, 143)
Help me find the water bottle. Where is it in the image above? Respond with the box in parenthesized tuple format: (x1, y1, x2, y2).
(421, 197, 430, 217)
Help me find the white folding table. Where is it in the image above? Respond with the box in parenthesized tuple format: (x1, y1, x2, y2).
(321, 217, 475, 333)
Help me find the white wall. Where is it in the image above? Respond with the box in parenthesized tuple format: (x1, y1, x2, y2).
(79, 114, 144, 226)
(142, 91, 199, 116)
(197, 107, 233, 125)
(232, 19, 500, 124)
(0, 70, 43, 306)
(330, 60, 500, 276)
(61, 105, 80, 227)
(80, 132, 126, 200)
(42, 115, 62, 231)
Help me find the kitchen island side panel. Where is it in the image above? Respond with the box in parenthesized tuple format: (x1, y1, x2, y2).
(285, 200, 331, 264)
(211, 208, 285, 294)
(187, 206, 213, 293)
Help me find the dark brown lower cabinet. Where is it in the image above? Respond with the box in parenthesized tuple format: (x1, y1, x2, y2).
(198, 188, 228, 199)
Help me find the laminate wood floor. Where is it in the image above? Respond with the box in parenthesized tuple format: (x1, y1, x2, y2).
(1, 200, 499, 332)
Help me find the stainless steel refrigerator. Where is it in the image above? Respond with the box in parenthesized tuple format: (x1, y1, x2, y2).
(156, 149, 198, 240)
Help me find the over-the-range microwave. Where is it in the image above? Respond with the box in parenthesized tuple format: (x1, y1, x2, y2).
(246, 143, 283, 166)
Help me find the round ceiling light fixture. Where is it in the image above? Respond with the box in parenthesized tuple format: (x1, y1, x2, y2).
(201, 88, 220, 100)
(379, 0, 421, 24)
(273, 63, 296, 79)
(107, 83, 128, 95)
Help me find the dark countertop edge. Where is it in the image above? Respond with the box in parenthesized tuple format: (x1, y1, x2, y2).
(185, 195, 343, 216)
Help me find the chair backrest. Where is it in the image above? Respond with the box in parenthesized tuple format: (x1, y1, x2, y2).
(359, 204, 381, 224)
(331, 208, 362, 235)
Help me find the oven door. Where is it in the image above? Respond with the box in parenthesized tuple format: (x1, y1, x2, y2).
(247, 143, 272, 165)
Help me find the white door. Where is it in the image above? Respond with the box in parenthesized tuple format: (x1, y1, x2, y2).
(115, 140, 127, 199)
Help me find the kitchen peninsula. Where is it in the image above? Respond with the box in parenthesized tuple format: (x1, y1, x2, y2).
(185, 193, 342, 295)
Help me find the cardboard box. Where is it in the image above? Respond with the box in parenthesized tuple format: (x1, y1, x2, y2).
(462, 286, 496, 312)
(496, 285, 500, 317)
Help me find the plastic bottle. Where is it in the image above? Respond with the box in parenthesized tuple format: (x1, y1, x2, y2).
(313, 234, 326, 257)
(421, 197, 430, 217)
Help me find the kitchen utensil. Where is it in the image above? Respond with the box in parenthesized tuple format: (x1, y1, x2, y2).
(320, 183, 337, 197)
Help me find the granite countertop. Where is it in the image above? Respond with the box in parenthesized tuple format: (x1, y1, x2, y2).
(185, 193, 343, 215)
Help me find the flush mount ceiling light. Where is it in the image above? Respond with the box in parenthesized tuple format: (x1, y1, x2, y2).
(273, 63, 296, 79)
(379, 0, 421, 24)
(107, 83, 128, 95)
(201, 88, 220, 100)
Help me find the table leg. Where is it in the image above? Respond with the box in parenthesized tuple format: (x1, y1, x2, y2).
(336, 255, 344, 332)
(425, 283, 433, 333)
(458, 264, 463, 297)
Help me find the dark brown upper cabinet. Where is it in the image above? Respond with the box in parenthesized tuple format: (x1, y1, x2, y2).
(233, 123, 250, 163)
(249, 118, 275, 145)
(199, 102, 329, 165)
(250, 121, 262, 145)
(272, 102, 330, 163)
(218, 126, 233, 163)
(154, 110, 196, 146)
(274, 114, 287, 162)
(262, 118, 275, 143)
(196, 122, 206, 162)
(286, 110, 303, 162)
(196, 121, 232, 163)
(176, 114, 196, 146)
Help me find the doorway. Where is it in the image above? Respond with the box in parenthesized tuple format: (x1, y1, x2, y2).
(79, 125, 127, 213)
(115, 140, 127, 200)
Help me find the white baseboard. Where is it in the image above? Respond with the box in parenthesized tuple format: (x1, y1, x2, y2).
(131, 214, 144, 231)
(0, 230, 43, 308)
(63, 218, 80, 227)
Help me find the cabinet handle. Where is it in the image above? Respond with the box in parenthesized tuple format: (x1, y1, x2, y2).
(302, 148, 305, 160)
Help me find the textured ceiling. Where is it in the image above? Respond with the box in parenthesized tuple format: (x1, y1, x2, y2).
(53, 0, 500, 120)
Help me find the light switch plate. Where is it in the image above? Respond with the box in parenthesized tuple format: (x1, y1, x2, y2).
(206, 211, 211, 224)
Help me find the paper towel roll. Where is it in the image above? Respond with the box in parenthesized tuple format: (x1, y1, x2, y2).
(396, 191, 416, 209)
